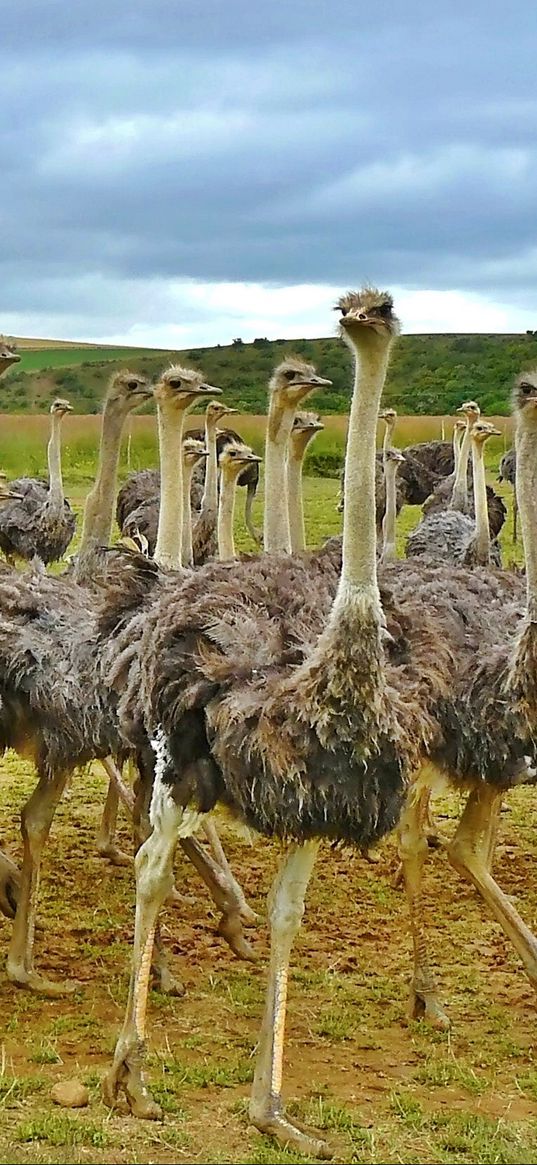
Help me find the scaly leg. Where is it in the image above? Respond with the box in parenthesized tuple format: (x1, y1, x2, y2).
(0, 848, 19, 920)
(397, 787, 450, 1029)
(202, 818, 260, 926)
(103, 781, 185, 1116)
(180, 837, 257, 961)
(96, 758, 135, 867)
(249, 840, 331, 1159)
(6, 771, 75, 996)
(448, 785, 537, 989)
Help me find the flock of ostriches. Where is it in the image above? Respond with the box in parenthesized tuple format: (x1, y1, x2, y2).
(0, 293, 534, 1157)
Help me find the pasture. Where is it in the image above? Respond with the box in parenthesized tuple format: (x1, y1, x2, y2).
(0, 431, 534, 1165)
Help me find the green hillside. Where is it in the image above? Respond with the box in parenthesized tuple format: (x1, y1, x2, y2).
(3, 331, 537, 415)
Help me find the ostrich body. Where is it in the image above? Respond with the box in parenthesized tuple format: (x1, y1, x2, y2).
(104, 289, 456, 1156)
(499, 446, 518, 543)
(0, 399, 76, 565)
(422, 403, 506, 537)
(287, 410, 324, 552)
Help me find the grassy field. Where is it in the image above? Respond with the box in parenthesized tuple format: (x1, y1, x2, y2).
(0, 465, 532, 1165)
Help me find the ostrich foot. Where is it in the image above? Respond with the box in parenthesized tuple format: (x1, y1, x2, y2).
(250, 1106, 332, 1159)
(7, 965, 78, 997)
(218, 912, 258, 962)
(361, 845, 382, 864)
(150, 964, 185, 997)
(103, 1041, 162, 1120)
(409, 985, 450, 1030)
(0, 851, 20, 919)
(167, 886, 197, 907)
(96, 840, 132, 867)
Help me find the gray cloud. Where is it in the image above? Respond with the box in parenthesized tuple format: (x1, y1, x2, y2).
(1, 1, 537, 338)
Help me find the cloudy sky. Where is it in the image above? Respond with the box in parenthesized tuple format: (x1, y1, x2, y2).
(1, 1, 536, 346)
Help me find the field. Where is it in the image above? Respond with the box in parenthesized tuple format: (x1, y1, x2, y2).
(0, 442, 535, 1165)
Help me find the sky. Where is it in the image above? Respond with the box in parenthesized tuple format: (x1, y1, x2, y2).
(1, 0, 537, 346)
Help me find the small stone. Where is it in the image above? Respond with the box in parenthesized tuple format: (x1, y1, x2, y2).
(50, 1080, 89, 1108)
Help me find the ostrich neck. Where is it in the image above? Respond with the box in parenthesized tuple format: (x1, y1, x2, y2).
(217, 473, 238, 560)
(287, 441, 309, 553)
(381, 463, 398, 563)
(154, 406, 186, 570)
(263, 400, 295, 553)
(201, 416, 219, 516)
(471, 442, 490, 564)
(337, 341, 390, 604)
(450, 421, 472, 512)
(382, 420, 395, 455)
(46, 414, 64, 514)
(515, 420, 537, 619)
(79, 406, 126, 552)
(453, 429, 461, 476)
(181, 462, 197, 567)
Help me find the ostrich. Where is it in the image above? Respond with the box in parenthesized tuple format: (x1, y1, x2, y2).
(380, 448, 406, 564)
(263, 358, 331, 554)
(287, 410, 324, 552)
(396, 372, 537, 1019)
(406, 421, 503, 566)
(216, 441, 262, 559)
(180, 438, 208, 568)
(0, 399, 76, 565)
(422, 403, 506, 537)
(0, 338, 20, 377)
(189, 401, 240, 563)
(104, 288, 457, 1156)
(498, 445, 517, 543)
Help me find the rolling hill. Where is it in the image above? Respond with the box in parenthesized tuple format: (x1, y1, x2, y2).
(3, 331, 537, 415)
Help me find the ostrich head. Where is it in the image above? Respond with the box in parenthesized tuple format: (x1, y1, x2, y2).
(512, 370, 537, 428)
(379, 408, 397, 424)
(456, 400, 481, 425)
(471, 420, 501, 447)
(0, 338, 20, 375)
(453, 418, 467, 434)
(105, 370, 152, 416)
(182, 436, 208, 470)
(336, 288, 400, 348)
(50, 398, 74, 417)
(154, 365, 222, 410)
(384, 447, 406, 467)
(269, 358, 332, 409)
(205, 400, 238, 425)
(292, 410, 324, 437)
(219, 440, 262, 481)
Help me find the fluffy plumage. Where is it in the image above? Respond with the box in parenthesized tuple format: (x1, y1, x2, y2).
(0, 478, 76, 565)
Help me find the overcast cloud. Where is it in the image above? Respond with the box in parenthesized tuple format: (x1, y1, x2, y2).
(1, 1, 536, 344)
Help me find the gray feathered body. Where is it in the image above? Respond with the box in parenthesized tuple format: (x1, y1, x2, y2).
(422, 473, 506, 537)
(405, 510, 502, 567)
(402, 440, 455, 480)
(499, 448, 516, 486)
(0, 478, 76, 564)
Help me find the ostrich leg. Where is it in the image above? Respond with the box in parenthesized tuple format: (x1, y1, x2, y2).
(397, 780, 450, 1028)
(202, 818, 260, 926)
(448, 784, 537, 989)
(249, 840, 331, 1159)
(104, 784, 185, 1117)
(7, 772, 75, 996)
(0, 849, 19, 919)
(96, 758, 135, 867)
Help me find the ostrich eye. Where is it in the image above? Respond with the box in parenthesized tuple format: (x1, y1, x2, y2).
(168, 378, 182, 388)
(340, 307, 348, 317)
(128, 379, 140, 390)
(377, 302, 391, 318)
(520, 382, 533, 394)
(284, 369, 297, 381)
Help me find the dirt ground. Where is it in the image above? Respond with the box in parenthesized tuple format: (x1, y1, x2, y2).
(1, 758, 537, 1165)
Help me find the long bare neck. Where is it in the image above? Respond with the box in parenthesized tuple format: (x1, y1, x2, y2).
(201, 416, 219, 515)
(46, 414, 64, 513)
(287, 437, 310, 553)
(453, 428, 461, 476)
(470, 441, 491, 564)
(516, 416, 537, 620)
(263, 398, 295, 553)
(181, 462, 196, 567)
(382, 420, 395, 455)
(79, 405, 126, 552)
(335, 340, 391, 615)
(154, 405, 186, 570)
(217, 472, 239, 559)
(450, 420, 472, 512)
(381, 463, 398, 563)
